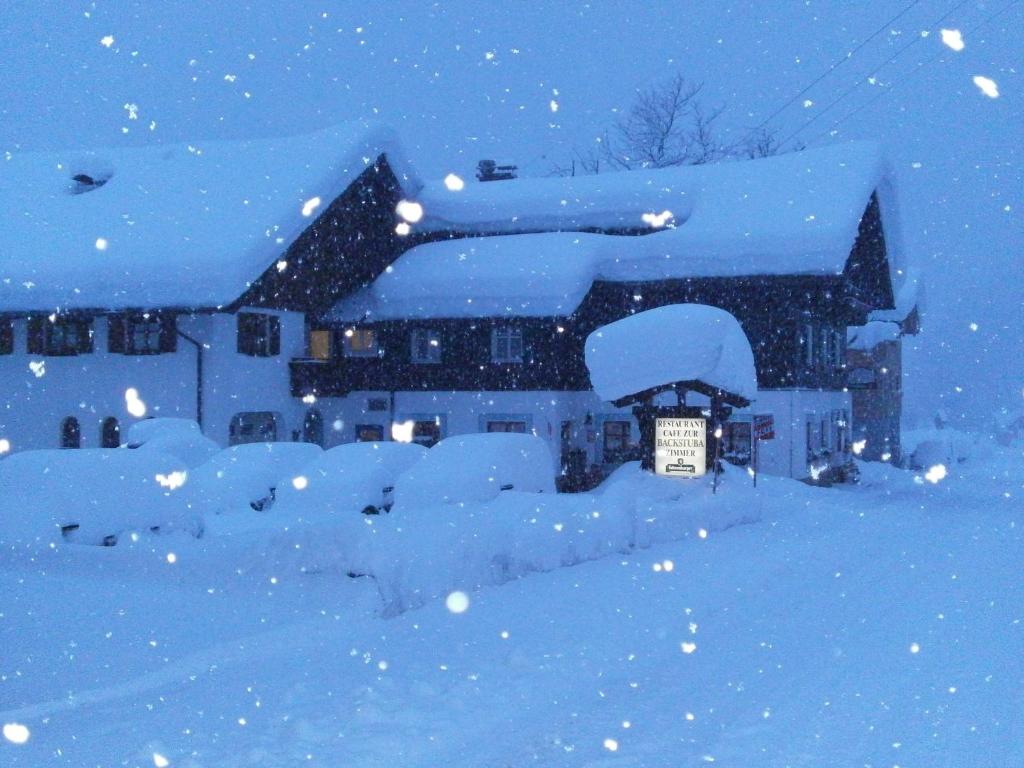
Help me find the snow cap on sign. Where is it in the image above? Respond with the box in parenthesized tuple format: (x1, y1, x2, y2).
(584, 304, 757, 403)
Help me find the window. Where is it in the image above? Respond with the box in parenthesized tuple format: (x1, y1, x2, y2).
(411, 419, 442, 447)
(491, 326, 524, 363)
(28, 316, 93, 356)
(342, 328, 379, 357)
(367, 398, 389, 412)
(237, 313, 281, 357)
(410, 328, 442, 363)
(308, 329, 331, 360)
(61, 416, 81, 449)
(0, 320, 12, 354)
(486, 420, 527, 433)
(302, 408, 323, 446)
(602, 420, 632, 461)
(832, 330, 845, 369)
(356, 424, 384, 442)
(108, 313, 176, 355)
(100, 417, 120, 448)
(228, 411, 281, 445)
(721, 421, 752, 465)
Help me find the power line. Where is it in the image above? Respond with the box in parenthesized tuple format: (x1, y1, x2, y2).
(778, 0, 972, 148)
(807, 0, 1021, 144)
(744, 0, 923, 144)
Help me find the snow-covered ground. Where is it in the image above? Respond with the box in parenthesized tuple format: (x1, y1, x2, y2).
(2, 444, 1021, 767)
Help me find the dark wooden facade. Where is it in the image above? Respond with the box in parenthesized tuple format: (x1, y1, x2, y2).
(291, 196, 891, 399)
(232, 155, 406, 315)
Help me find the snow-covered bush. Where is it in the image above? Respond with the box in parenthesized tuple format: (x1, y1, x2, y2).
(185, 441, 323, 515)
(0, 448, 200, 548)
(903, 427, 979, 470)
(273, 440, 428, 519)
(125, 418, 220, 468)
(391, 432, 555, 509)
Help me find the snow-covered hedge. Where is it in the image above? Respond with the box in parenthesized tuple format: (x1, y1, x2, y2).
(0, 448, 200, 549)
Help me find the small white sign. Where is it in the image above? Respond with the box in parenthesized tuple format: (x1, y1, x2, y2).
(655, 417, 707, 477)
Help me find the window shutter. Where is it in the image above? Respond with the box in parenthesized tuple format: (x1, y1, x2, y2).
(159, 315, 177, 353)
(269, 317, 281, 356)
(27, 317, 45, 354)
(107, 315, 126, 353)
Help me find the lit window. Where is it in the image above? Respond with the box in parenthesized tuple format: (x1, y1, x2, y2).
(343, 328, 379, 357)
(309, 329, 331, 360)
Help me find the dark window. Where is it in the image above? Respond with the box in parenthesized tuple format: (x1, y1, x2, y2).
(486, 420, 527, 433)
(799, 322, 814, 367)
(237, 313, 281, 357)
(28, 316, 93, 356)
(101, 417, 120, 448)
(109, 313, 176, 355)
(0, 320, 12, 355)
(61, 416, 81, 449)
(367, 398, 389, 412)
(408, 419, 442, 447)
(410, 328, 442, 363)
(491, 326, 524, 363)
(342, 328, 378, 357)
(228, 411, 280, 445)
(356, 424, 384, 442)
(602, 420, 632, 461)
(302, 409, 324, 446)
(722, 422, 752, 465)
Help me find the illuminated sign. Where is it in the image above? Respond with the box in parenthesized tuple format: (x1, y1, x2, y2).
(655, 417, 707, 477)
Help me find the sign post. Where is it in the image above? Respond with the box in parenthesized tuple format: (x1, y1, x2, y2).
(751, 414, 775, 488)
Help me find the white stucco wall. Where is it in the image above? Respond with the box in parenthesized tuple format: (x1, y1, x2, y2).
(0, 309, 306, 453)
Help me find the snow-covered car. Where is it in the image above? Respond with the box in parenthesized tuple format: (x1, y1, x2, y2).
(185, 441, 324, 515)
(125, 417, 220, 468)
(0, 448, 199, 547)
(273, 441, 428, 518)
(391, 432, 555, 509)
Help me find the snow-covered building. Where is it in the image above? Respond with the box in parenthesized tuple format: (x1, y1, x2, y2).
(0, 122, 418, 453)
(846, 269, 923, 463)
(297, 141, 910, 484)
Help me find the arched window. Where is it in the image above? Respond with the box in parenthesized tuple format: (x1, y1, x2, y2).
(100, 417, 120, 448)
(60, 417, 81, 449)
(302, 408, 324, 447)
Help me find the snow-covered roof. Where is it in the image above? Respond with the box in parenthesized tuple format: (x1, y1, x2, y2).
(337, 142, 903, 320)
(0, 122, 418, 312)
(337, 232, 608, 320)
(847, 267, 924, 350)
(585, 304, 757, 403)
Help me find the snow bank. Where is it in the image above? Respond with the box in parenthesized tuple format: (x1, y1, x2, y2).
(392, 433, 555, 508)
(371, 463, 760, 614)
(0, 122, 418, 311)
(585, 304, 757, 402)
(903, 427, 981, 469)
(125, 418, 219, 468)
(185, 442, 323, 516)
(0, 449, 199, 548)
(239, 459, 759, 615)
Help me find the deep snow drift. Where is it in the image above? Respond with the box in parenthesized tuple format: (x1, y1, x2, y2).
(1, 439, 1020, 767)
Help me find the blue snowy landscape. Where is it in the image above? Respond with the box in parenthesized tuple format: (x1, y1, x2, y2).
(1, 2, 1021, 766)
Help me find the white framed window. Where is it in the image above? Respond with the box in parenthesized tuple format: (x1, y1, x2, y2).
(343, 328, 379, 357)
(486, 420, 527, 433)
(491, 326, 524, 363)
(410, 328, 442, 363)
(237, 313, 280, 357)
